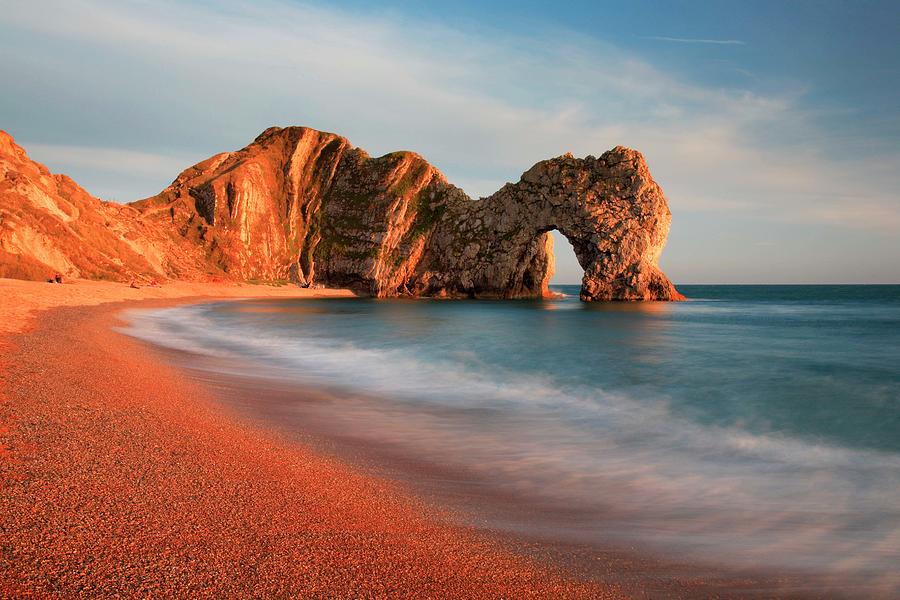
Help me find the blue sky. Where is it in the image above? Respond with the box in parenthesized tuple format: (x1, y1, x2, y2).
(1, 0, 898, 283)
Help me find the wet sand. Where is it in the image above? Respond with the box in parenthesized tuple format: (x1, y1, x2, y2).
(0, 279, 621, 598)
(0, 277, 357, 337)
(0, 278, 846, 598)
(164, 344, 839, 600)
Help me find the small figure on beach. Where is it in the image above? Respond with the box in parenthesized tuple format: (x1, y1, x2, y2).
(130, 279, 140, 289)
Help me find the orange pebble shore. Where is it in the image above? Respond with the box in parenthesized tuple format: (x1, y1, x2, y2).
(0, 278, 623, 598)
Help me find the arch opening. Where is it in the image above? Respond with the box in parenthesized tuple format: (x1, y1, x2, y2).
(548, 229, 585, 287)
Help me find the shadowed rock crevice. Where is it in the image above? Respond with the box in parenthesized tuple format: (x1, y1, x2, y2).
(0, 126, 682, 301)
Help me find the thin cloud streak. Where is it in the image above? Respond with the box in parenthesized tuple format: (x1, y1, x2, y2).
(1, 0, 897, 282)
(643, 36, 746, 45)
(3, 0, 895, 231)
(24, 143, 196, 178)
(0, 0, 890, 230)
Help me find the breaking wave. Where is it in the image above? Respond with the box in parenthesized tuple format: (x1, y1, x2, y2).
(121, 288, 900, 593)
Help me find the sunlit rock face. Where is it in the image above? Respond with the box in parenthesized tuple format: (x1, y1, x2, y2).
(1, 126, 681, 300)
(133, 126, 356, 283)
(137, 127, 681, 300)
(416, 147, 683, 301)
(0, 131, 176, 281)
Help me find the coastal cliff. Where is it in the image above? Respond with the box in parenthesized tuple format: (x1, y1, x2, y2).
(0, 127, 681, 300)
(0, 131, 184, 281)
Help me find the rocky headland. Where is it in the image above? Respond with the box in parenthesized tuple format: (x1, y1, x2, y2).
(0, 127, 681, 300)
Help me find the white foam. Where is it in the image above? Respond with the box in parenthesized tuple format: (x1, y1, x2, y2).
(120, 302, 900, 587)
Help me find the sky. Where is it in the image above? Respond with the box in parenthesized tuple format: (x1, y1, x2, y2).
(1, 0, 898, 284)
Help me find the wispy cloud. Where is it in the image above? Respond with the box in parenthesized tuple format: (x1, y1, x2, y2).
(1, 0, 898, 282)
(644, 36, 747, 45)
(24, 143, 195, 178)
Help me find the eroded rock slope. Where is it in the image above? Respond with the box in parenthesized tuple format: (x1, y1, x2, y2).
(0, 126, 682, 300)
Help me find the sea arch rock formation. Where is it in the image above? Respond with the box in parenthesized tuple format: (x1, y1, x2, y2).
(417, 147, 683, 300)
(1, 126, 682, 300)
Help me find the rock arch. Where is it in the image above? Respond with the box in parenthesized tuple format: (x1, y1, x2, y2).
(411, 147, 683, 301)
(118, 126, 682, 301)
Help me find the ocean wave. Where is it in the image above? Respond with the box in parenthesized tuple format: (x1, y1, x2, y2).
(120, 301, 900, 586)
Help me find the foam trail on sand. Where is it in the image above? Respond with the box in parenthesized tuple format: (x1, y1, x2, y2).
(121, 288, 900, 594)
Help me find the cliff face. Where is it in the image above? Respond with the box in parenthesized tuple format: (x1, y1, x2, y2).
(0, 131, 185, 281)
(132, 127, 454, 293)
(415, 148, 680, 301)
(0, 126, 681, 300)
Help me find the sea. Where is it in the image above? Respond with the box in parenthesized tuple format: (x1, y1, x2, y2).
(123, 284, 900, 594)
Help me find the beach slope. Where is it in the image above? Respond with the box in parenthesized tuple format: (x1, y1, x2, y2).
(0, 278, 616, 598)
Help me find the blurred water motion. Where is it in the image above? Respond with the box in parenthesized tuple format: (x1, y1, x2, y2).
(123, 284, 900, 594)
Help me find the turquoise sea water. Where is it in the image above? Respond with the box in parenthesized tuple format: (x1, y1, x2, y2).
(124, 285, 900, 590)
